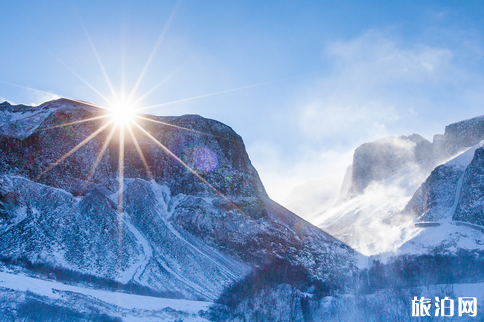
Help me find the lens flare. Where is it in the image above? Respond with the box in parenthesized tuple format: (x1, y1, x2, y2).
(192, 146, 219, 173)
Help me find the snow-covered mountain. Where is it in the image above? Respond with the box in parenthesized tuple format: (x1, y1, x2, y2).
(314, 134, 439, 255)
(6, 98, 483, 321)
(211, 115, 484, 321)
(397, 139, 484, 256)
(316, 114, 484, 256)
(386, 116, 484, 257)
(345, 133, 434, 197)
(0, 98, 358, 320)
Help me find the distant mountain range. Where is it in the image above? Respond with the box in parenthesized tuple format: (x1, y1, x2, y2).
(315, 113, 484, 257)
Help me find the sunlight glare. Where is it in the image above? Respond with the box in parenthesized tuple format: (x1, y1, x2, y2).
(110, 99, 136, 125)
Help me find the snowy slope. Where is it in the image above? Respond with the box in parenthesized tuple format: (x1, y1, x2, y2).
(0, 269, 210, 321)
(396, 140, 484, 256)
(404, 140, 484, 222)
(0, 102, 54, 139)
(314, 162, 428, 255)
(0, 99, 100, 139)
(397, 222, 484, 256)
(314, 115, 484, 256)
(0, 98, 358, 317)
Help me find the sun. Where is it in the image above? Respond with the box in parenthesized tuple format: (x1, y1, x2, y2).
(28, 1, 253, 222)
(109, 99, 137, 125)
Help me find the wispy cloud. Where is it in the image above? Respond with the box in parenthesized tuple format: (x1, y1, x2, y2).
(252, 28, 484, 221)
(298, 30, 455, 143)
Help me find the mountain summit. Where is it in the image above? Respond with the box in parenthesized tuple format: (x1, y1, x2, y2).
(0, 98, 357, 316)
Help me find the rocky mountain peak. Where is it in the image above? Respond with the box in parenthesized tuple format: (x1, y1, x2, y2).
(0, 98, 357, 302)
(347, 133, 433, 196)
(345, 114, 484, 200)
(0, 99, 267, 199)
(440, 114, 484, 156)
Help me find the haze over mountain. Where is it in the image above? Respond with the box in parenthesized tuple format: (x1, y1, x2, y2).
(313, 114, 484, 257)
(212, 114, 484, 321)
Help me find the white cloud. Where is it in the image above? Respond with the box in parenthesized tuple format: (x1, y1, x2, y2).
(255, 29, 484, 221)
(299, 99, 397, 141)
(326, 30, 453, 80)
(298, 30, 456, 144)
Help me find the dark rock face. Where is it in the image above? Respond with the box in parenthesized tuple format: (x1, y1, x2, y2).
(320, 113, 484, 256)
(348, 134, 433, 196)
(138, 114, 267, 198)
(0, 99, 266, 200)
(0, 98, 357, 300)
(345, 115, 484, 200)
(403, 138, 484, 226)
(453, 147, 484, 225)
(403, 164, 463, 222)
(440, 115, 484, 157)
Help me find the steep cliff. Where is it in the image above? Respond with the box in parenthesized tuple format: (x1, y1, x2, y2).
(0, 98, 358, 304)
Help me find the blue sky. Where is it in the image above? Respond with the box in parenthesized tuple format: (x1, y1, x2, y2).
(1, 0, 484, 207)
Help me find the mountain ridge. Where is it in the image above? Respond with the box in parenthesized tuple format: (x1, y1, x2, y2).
(314, 113, 484, 256)
(0, 98, 358, 304)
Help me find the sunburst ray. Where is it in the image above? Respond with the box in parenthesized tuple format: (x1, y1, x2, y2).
(34, 120, 114, 181)
(131, 120, 251, 219)
(64, 98, 112, 110)
(117, 123, 125, 215)
(120, 23, 127, 102)
(81, 21, 119, 102)
(81, 123, 118, 193)
(134, 115, 241, 143)
(0, 80, 60, 99)
(127, 0, 182, 103)
(117, 122, 125, 270)
(133, 79, 283, 113)
(134, 71, 322, 113)
(35, 41, 114, 106)
(35, 115, 109, 132)
(54, 56, 114, 106)
(126, 122, 154, 181)
(131, 59, 190, 107)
